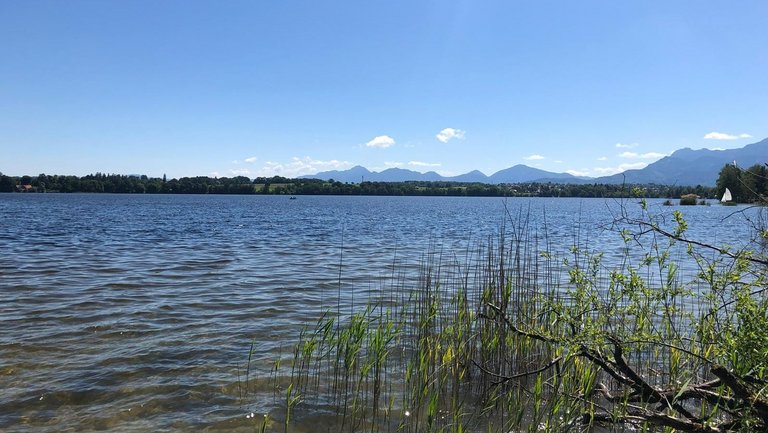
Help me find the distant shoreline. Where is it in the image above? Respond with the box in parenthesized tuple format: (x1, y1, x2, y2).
(1, 172, 715, 199)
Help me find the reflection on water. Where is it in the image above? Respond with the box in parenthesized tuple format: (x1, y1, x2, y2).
(0, 194, 761, 432)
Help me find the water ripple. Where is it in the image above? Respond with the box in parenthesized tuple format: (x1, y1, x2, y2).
(0, 194, 761, 432)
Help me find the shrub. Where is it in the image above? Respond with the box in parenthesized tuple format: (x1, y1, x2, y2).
(679, 193, 698, 205)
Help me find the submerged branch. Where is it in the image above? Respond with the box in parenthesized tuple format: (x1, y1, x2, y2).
(482, 302, 555, 344)
(472, 356, 562, 386)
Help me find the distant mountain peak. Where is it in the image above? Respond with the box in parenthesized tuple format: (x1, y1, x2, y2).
(302, 164, 581, 184)
(597, 137, 768, 186)
(300, 137, 767, 186)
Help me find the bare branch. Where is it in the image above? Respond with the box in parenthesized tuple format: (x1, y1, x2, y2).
(627, 218, 768, 266)
(482, 303, 555, 344)
(472, 356, 562, 386)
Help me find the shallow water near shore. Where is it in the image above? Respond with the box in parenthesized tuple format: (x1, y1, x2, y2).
(0, 194, 760, 432)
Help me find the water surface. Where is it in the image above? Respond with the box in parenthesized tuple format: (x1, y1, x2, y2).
(0, 194, 760, 432)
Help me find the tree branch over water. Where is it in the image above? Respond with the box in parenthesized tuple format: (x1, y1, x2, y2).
(474, 198, 768, 432)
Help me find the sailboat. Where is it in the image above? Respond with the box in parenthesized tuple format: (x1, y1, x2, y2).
(720, 187, 734, 205)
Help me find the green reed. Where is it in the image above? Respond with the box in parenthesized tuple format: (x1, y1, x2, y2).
(251, 202, 768, 433)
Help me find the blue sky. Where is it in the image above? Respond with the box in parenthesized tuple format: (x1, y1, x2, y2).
(1, 1, 766, 179)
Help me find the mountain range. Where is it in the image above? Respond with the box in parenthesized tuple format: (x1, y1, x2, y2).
(303, 137, 768, 186)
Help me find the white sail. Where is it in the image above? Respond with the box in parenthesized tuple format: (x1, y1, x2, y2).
(721, 187, 732, 203)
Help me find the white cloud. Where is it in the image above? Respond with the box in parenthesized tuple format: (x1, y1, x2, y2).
(365, 135, 395, 148)
(525, 154, 545, 161)
(644, 152, 667, 159)
(378, 160, 441, 171)
(252, 157, 353, 178)
(554, 160, 564, 164)
(704, 131, 752, 140)
(436, 128, 465, 143)
(231, 156, 259, 165)
(615, 142, 639, 148)
(229, 168, 254, 176)
(622, 162, 648, 170)
(408, 161, 441, 167)
(618, 151, 667, 159)
(592, 167, 616, 175)
(597, 156, 608, 161)
(435, 170, 457, 177)
(565, 169, 590, 177)
(593, 162, 649, 176)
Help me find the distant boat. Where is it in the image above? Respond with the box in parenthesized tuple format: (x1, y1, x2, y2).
(289, 196, 297, 200)
(721, 188, 733, 204)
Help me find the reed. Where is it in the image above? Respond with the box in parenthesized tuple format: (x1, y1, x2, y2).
(251, 201, 768, 433)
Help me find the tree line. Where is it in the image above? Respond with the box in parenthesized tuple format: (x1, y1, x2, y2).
(0, 171, 717, 199)
(716, 163, 768, 203)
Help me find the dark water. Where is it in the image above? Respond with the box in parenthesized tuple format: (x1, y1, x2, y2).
(0, 194, 761, 432)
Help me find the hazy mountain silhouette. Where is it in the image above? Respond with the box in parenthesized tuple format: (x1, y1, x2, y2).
(303, 165, 581, 184)
(595, 137, 768, 186)
(303, 138, 767, 186)
(487, 164, 579, 183)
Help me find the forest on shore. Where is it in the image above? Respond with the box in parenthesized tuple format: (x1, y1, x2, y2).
(3, 163, 766, 201)
(0, 171, 717, 199)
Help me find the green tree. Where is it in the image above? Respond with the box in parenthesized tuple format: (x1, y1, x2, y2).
(716, 163, 744, 202)
(742, 163, 768, 202)
(0, 173, 15, 192)
(34, 173, 48, 191)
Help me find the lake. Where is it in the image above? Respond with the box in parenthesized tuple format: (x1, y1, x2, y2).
(0, 194, 762, 432)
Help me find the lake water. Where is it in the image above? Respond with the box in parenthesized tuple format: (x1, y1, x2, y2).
(0, 194, 762, 432)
